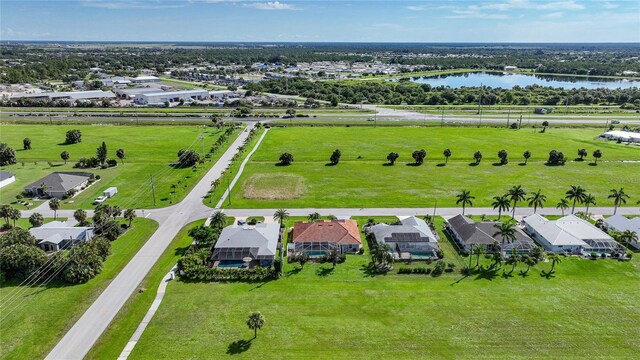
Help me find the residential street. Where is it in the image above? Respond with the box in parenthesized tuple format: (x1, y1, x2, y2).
(44, 123, 256, 360)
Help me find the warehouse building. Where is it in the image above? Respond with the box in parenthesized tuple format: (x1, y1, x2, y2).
(131, 75, 161, 83)
(134, 89, 209, 105)
(8, 90, 115, 102)
(114, 87, 160, 100)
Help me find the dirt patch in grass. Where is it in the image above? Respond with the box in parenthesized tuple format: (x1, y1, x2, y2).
(243, 173, 305, 200)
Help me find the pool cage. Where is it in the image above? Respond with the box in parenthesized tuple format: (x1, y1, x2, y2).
(294, 241, 338, 257)
(582, 239, 624, 254)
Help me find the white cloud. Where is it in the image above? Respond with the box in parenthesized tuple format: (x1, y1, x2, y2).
(542, 11, 564, 18)
(244, 1, 298, 10)
(405, 5, 428, 11)
(80, 1, 184, 10)
(602, 1, 618, 9)
(466, 0, 585, 12)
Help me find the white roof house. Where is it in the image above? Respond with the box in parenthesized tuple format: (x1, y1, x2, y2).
(604, 215, 640, 249)
(211, 223, 280, 267)
(29, 221, 94, 252)
(523, 214, 619, 254)
(0, 171, 16, 188)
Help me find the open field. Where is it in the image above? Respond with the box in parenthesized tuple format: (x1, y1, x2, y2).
(228, 127, 640, 209)
(0, 218, 158, 360)
(0, 124, 240, 209)
(116, 216, 640, 359)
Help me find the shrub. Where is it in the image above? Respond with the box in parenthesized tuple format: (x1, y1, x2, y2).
(65, 129, 82, 144)
(432, 260, 446, 276)
(107, 159, 118, 167)
(590, 252, 598, 259)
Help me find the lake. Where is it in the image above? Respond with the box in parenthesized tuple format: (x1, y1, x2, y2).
(405, 72, 640, 89)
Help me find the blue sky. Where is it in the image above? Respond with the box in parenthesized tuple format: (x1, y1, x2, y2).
(1, 1, 638, 42)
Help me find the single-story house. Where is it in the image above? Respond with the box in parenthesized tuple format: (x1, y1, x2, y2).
(0, 171, 16, 188)
(369, 216, 440, 259)
(211, 223, 280, 268)
(29, 221, 94, 252)
(24, 172, 94, 199)
(446, 215, 536, 254)
(604, 215, 640, 250)
(523, 214, 621, 254)
(292, 220, 361, 256)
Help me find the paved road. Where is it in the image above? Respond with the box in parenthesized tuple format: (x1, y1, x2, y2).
(45, 123, 257, 360)
(221, 206, 639, 218)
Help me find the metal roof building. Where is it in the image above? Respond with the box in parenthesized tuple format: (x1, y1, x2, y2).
(133, 89, 209, 105)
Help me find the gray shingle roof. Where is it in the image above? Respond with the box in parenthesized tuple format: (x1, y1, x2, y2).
(371, 216, 437, 244)
(24, 172, 93, 194)
(29, 221, 94, 245)
(0, 171, 15, 181)
(212, 223, 279, 260)
(448, 215, 534, 248)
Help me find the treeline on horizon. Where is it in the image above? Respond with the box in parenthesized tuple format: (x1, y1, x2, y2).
(247, 78, 640, 107)
(1, 44, 639, 83)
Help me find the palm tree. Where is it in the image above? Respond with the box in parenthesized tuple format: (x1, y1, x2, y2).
(520, 254, 536, 274)
(620, 230, 638, 247)
(210, 210, 226, 230)
(505, 249, 519, 274)
(246, 312, 265, 339)
(493, 221, 517, 253)
(565, 185, 587, 214)
(608, 188, 630, 215)
(583, 194, 596, 219)
(443, 148, 452, 164)
(472, 244, 485, 268)
(74, 209, 87, 225)
(491, 251, 503, 269)
(522, 150, 531, 164)
(473, 151, 482, 164)
(327, 248, 340, 268)
(124, 209, 136, 228)
(546, 252, 562, 273)
(308, 212, 320, 222)
(507, 185, 527, 217)
(592, 149, 602, 164)
(456, 190, 475, 215)
(273, 208, 289, 228)
(296, 252, 309, 268)
(556, 198, 569, 216)
(491, 195, 511, 220)
(527, 189, 547, 214)
(371, 242, 393, 266)
(49, 198, 60, 220)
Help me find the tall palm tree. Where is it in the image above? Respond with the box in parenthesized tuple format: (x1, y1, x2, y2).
(507, 185, 527, 217)
(491, 195, 511, 220)
(246, 312, 265, 339)
(520, 254, 536, 274)
(583, 194, 596, 219)
(556, 198, 569, 216)
(505, 249, 519, 274)
(619, 230, 638, 247)
(49, 198, 60, 220)
(124, 209, 136, 228)
(546, 253, 562, 273)
(456, 190, 475, 216)
(472, 244, 485, 268)
(565, 185, 587, 214)
(210, 210, 227, 230)
(527, 189, 547, 214)
(371, 242, 394, 266)
(608, 188, 629, 215)
(493, 221, 517, 253)
(273, 208, 289, 228)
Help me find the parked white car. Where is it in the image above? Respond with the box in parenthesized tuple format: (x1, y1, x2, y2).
(94, 195, 108, 204)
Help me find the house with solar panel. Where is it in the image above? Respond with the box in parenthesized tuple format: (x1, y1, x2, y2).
(369, 216, 440, 259)
(523, 214, 622, 255)
(446, 215, 536, 255)
(29, 221, 94, 252)
(211, 223, 280, 268)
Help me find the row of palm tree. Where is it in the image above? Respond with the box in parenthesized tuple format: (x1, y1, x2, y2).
(469, 245, 562, 275)
(457, 186, 632, 216)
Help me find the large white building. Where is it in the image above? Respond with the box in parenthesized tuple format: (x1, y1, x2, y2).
(131, 75, 161, 83)
(8, 90, 115, 102)
(523, 214, 621, 254)
(600, 130, 640, 144)
(134, 89, 209, 105)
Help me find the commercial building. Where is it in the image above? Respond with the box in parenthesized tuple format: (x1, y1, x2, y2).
(133, 89, 209, 105)
(8, 90, 115, 102)
(130, 75, 161, 83)
(600, 130, 640, 144)
(114, 87, 159, 100)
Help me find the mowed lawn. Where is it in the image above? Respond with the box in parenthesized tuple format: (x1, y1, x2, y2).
(127, 216, 640, 359)
(0, 124, 240, 209)
(0, 218, 158, 360)
(230, 127, 640, 208)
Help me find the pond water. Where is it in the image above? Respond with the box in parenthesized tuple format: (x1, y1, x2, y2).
(405, 72, 640, 89)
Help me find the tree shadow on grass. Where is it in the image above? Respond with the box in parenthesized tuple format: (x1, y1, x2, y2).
(492, 162, 506, 167)
(174, 245, 190, 257)
(518, 270, 531, 278)
(382, 163, 394, 167)
(436, 163, 446, 167)
(285, 266, 302, 277)
(360, 262, 388, 278)
(588, 163, 598, 167)
(540, 270, 556, 279)
(474, 266, 500, 281)
(227, 339, 252, 355)
(324, 163, 337, 167)
(316, 266, 334, 277)
(518, 163, 527, 166)
(405, 162, 422, 167)
(274, 162, 291, 167)
(468, 162, 479, 167)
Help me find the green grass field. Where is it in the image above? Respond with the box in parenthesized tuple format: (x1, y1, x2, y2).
(0, 124, 240, 209)
(228, 127, 640, 208)
(113, 216, 640, 359)
(0, 218, 158, 360)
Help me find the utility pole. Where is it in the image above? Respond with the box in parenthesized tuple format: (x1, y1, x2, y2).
(199, 133, 205, 158)
(150, 175, 157, 206)
(226, 170, 232, 206)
